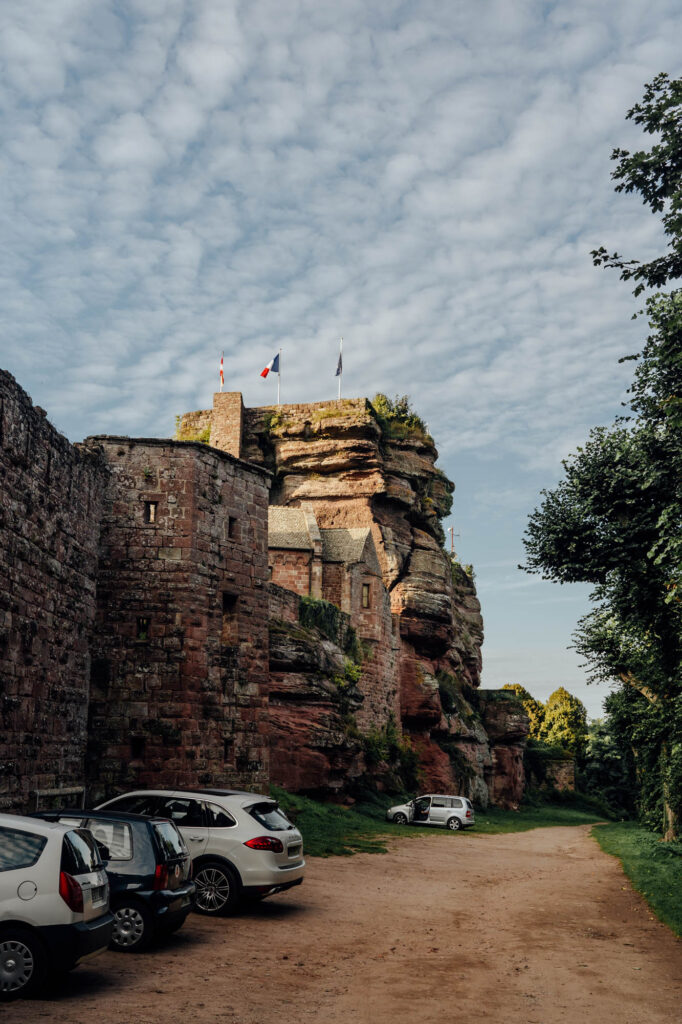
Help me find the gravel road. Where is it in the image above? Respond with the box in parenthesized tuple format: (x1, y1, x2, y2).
(4, 825, 681, 1023)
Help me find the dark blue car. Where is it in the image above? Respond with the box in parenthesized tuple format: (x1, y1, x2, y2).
(32, 809, 194, 952)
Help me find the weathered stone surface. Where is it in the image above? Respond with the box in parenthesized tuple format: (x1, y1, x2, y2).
(266, 616, 364, 794)
(478, 691, 529, 808)
(84, 435, 272, 800)
(0, 371, 108, 811)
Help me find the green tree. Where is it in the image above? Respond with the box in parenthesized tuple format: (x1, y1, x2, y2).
(525, 74, 682, 841)
(524, 294, 682, 839)
(541, 687, 588, 758)
(591, 73, 682, 295)
(581, 715, 636, 815)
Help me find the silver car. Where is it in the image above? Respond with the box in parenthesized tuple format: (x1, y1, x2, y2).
(98, 788, 305, 915)
(386, 794, 475, 831)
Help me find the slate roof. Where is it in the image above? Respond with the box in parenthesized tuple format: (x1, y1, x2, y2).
(268, 507, 314, 550)
(320, 528, 380, 571)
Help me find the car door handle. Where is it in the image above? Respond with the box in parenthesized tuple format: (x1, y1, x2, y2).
(188, 835, 206, 841)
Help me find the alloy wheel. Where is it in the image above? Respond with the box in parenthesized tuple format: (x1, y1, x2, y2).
(194, 867, 231, 913)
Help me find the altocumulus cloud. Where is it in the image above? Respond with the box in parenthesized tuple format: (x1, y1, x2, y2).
(0, 0, 681, 712)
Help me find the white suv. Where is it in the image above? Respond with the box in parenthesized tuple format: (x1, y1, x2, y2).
(0, 812, 113, 999)
(386, 794, 475, 830)
(98, 789, 305, 915)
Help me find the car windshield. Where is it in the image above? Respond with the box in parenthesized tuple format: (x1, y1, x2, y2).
(247, 802, 295, 831)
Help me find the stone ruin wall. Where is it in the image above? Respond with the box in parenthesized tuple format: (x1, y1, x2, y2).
(84, 436, 271, 801)
(0, 371, 107, 810)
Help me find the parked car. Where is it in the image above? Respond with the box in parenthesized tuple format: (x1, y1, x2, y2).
(386, 794, 475, 830)
(0, 812, 113, 999)
(97, 789, 305, 915)
(32, 809, 194, 952)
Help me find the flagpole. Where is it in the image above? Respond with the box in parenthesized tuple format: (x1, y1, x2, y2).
(277, 347, 281, 406)
(338, 337, 343, 400)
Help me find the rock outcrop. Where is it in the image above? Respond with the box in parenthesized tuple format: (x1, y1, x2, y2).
(179, 394, 529, 807)
(266, 584, 364, 794)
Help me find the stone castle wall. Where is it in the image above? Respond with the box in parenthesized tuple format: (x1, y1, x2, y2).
(0, 371, 108, 810)
(85, 436, 271, 800)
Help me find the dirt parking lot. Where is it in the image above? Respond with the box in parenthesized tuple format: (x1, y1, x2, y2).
(4, 825, 681, 1024)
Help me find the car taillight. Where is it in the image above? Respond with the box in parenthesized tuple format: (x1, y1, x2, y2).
(244, 836, 284, 853)
(466, 809, 472, 818)
(153, 864, 170, 890)
(59, 871, 84, 913)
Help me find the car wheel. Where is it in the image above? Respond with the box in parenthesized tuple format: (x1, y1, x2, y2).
(446, 817, 463, 831)
(193, 862, 240, 916)
(393, 813, 408, 826)
(111, 902, 154, 952)
(0, 928, 46, 1000)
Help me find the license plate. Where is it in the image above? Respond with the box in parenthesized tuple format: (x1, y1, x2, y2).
(287, 845, 301, 858)
(91, 885, 107, 905)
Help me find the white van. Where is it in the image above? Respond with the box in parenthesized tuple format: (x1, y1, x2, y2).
(386, 794, 475, 830)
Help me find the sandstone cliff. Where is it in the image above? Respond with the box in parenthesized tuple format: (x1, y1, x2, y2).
(180, 394, 529, 806)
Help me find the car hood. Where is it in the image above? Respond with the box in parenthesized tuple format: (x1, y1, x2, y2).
(388, 803, 411, 814)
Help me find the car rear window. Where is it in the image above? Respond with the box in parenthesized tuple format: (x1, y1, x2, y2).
(0, 826, 47, 871)
(61, 830, 102, 874)
(86, 819, 133, 860)
(153, 822, 187, 860)
(247, 802, 295, 831)
(205, 803, 236, 828)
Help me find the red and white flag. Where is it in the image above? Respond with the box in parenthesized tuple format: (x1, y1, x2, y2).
(260, 352, 280, 378)
(219, 352, 224, 389)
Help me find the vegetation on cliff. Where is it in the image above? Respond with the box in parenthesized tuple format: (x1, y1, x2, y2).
(370, 393, 433, 442)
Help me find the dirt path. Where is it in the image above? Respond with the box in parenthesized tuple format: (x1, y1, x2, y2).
(6, 825, 681, 1023)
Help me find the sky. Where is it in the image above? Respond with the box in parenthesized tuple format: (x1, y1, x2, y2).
(1, 0, 680, 719)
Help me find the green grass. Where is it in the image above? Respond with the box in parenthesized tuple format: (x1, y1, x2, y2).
(273, 787, 605, 858)
(592, 822, 682, 938)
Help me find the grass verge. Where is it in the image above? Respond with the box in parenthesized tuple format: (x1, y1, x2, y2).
(273, 788, 604, 858)
(592, 822, 682, 938)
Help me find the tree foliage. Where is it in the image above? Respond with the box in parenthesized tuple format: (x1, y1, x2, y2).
(503, 684, 588, 756)
(525, 76, 682, 839)
(542, 687, 589, 757)
(591, 73, 682, 295)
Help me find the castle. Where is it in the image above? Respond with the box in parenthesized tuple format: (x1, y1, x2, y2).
(1, 369, 531, 813)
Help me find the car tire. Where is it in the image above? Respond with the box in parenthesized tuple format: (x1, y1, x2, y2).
(111, 901, 154, 952)
(393, 813, 408, 826)
(193, 861, 241, 916)
(446, 817, 463, 831)
(0, 927, 46, 1000)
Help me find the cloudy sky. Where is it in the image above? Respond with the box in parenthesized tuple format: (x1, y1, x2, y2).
(1, 0, 680, 717)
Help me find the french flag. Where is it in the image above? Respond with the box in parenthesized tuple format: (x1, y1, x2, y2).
(260, 353, 280, 378)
